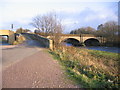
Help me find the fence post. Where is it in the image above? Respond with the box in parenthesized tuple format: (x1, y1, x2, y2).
(49, 40, 53, 50)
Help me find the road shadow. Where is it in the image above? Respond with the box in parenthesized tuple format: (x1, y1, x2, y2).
(18, 40, 47, 48)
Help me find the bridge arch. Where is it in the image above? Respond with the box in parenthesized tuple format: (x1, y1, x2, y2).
(1, 35, 9, 43)
(84, 38, 100, 46)
(46, 34, 105, 47)
(61, 38, 81, 46)
(0, 30, 15, 44)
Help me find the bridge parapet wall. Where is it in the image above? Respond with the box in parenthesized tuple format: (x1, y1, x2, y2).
(46, 34, 106, 46)
(23, 33, 53, 50)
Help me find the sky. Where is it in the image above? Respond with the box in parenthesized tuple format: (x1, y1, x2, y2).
(0, 0, 119, 33)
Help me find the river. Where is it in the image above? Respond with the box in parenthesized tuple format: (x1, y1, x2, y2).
(86, 46, 120, 53)
(65, 43, 120, 53)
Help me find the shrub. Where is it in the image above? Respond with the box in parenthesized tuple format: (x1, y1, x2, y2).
(13, 41, 19, 45)
(13, 35, 26, 45)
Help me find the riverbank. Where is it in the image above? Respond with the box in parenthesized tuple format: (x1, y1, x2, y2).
(49, 46, 119, 88)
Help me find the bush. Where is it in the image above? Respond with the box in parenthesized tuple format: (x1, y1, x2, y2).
(13, 35, 26, 45)
(13, 41, 19, 45)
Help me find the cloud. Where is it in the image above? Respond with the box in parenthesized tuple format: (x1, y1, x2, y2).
(2, 0, 119, 3)
(80, 7, 118, 23)
(60, 4, 118, 33)
(0, 1, 118, 33)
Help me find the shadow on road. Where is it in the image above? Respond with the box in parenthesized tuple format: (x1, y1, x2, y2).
(20, 40, 46, 48)
(20, 34, 47, 48)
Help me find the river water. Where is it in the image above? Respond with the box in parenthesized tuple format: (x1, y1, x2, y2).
(65, 43, 120, 53)
(86, 46, 120, 53)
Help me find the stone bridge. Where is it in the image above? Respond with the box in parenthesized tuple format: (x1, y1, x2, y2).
(0, 30, 53, 49)
(46, 34, 105, 46)
(0, 30, 105, 47)
(0, 30, 15, 44)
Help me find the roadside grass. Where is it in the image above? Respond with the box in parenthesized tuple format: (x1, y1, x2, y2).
(48, 46, 119, 88)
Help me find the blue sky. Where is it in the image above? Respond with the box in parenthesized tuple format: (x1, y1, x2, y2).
(0, 0, 119, 33)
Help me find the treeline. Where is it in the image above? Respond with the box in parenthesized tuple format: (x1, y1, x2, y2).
(70, 26, 96, 35)
(15, 28, 32, 34)
(70, 21, 120, 47)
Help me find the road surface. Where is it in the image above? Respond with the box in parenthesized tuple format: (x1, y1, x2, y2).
(2, 38, 79, 88)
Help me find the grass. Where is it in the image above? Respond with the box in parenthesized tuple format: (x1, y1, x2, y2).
(88, 50, 119, 60)
(48, 46, 119, 88)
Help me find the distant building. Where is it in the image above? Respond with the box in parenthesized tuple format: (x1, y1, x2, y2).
(34, 30, 41, 33)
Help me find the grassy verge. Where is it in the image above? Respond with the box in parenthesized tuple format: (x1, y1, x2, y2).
(48, 46, 119, 88)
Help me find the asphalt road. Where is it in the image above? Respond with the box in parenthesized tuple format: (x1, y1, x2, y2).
(2, 35, 79, 88)
(2, 34, 46, 70)
(2, 45, 42, 70)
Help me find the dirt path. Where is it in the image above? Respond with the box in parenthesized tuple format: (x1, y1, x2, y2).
(2, 49, 78, 88)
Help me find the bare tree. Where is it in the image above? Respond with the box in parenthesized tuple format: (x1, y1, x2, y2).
(16, 28, 31, 34)
(97, 21, 118, 36)
(97, 21, 118, 46)
(31, 12, 64, 49)
(31, 12, 63, 34)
